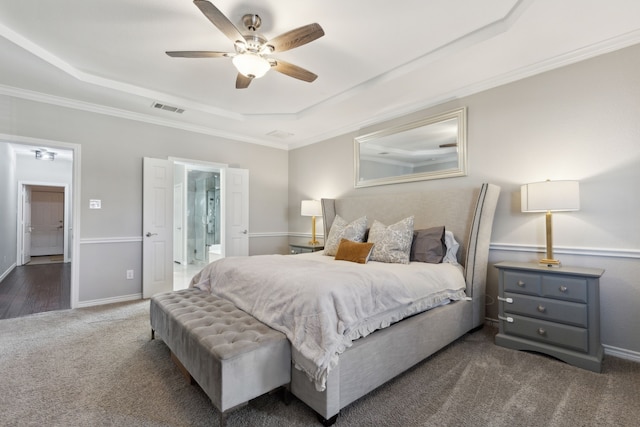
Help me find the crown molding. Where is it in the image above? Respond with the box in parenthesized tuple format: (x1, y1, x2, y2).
(0, 84, 289, 150)
(2, 18, 640, 151)
(289, 28, 640, 149)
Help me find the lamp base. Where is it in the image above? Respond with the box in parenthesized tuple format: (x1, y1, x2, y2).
(539, 258, 561, 268)
(308, 216, 320, 247)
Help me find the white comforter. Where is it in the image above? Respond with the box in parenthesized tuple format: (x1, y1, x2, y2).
(190, 252, 467, 391)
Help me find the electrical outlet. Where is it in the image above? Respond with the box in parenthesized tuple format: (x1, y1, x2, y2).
(126, 270, 134, 280)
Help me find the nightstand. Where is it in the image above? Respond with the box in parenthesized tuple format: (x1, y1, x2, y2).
(494, 261, 604, 372)
(289, 244, 324, 254)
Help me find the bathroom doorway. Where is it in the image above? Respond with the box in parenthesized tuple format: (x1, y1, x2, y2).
(172, 161, 222, 290)
(188, 169, 221, 264)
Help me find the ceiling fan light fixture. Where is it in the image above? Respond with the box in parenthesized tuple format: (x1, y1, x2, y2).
(232, 53, 271, 78)
(168, 1, 324, 88)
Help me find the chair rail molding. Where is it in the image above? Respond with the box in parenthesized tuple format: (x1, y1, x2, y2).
(490, 243, 640, 260)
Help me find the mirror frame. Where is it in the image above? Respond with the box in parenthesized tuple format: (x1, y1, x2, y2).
(354, 107, 467, 188)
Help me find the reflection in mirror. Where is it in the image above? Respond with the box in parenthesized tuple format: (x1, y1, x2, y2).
(354, 108, 467, 188)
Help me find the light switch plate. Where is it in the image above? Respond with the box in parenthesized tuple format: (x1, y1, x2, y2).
(89, 199, 101, 209)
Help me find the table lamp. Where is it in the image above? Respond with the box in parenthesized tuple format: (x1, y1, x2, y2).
(301, 200, 322, 245)
(521, 180, 580, 267)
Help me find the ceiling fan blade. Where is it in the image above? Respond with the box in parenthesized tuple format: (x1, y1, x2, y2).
(194, 0, 246, 44)
(236, 73, 253, 89)
(272, 60, 317, 82)
(166, 51, 229, 58)
(267, 23, 324, 53)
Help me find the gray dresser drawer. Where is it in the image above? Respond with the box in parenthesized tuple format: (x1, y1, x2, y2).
(504, 292, 587, 327)
(503, 271, 541, 296)
(503, 314, 588, 352)
(542, 275, 587, 303)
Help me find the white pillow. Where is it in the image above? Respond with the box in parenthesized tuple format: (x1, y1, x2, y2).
(367, 216, 414, 264)
(443, 231, 460, 265)
(324, 215, 368, 256)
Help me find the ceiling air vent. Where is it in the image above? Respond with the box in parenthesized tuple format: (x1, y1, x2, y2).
(266, 130, 294, 139)
(152, 102, 185, 114)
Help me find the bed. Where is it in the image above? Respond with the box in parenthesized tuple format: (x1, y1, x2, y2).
(190, 183, 500, 424)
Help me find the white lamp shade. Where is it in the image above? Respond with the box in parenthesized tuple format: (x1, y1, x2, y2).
(301, 200, 322, 217)
(232, 53, 271, 78)
(521, 180, 580, 212)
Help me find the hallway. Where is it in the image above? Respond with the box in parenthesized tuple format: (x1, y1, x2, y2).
(0, 256, 218, 320)
(0, 262, 71, 320)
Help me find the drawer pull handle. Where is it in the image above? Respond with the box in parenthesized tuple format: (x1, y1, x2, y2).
(497, 296, 513, 303)
(537, 328, 546, 336)
(537, 305, 546, 313)
(517, 280, 525, 287)
(498, 315, 514, 323)
(559, 285, 568, 293)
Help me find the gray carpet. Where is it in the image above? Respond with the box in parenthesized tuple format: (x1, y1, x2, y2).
(1, 300, 638, 427)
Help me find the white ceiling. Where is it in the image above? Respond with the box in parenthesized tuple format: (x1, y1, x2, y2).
(1, 0, 640, 150)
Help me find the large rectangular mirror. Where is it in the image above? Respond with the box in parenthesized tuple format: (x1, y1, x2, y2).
(354, 107, 467, 188)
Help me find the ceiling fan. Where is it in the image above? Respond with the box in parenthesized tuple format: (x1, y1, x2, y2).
(166, 0, 325, 89)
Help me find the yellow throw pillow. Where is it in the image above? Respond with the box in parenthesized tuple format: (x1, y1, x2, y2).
(334, 238, 375, 264)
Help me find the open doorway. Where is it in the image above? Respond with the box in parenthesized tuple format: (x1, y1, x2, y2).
(142, 157, 248, 297)
(18, 184, 70, 266)
(0, 140, 77, 319)
(172, 160, 223, 290)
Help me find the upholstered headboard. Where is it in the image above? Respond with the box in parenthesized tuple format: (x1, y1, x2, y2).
(321, 183, 500, 326)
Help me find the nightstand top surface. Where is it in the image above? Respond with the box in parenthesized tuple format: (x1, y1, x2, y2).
(290, 244, 324, 250)
(494, 261, 604, 278)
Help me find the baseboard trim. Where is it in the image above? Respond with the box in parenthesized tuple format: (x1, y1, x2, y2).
(77, 293, 142, 308)
(603, 344, 640, 363)
(0, 263, 16, 283)
(484, 318, 499, 328)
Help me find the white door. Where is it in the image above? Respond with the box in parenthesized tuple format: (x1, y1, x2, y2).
(21, 186, 32, 265)
(142, 157, 174, 298)
(222, 168, 249, 257)
(173, 183, 184, 264)
(30, 190, 64, 256)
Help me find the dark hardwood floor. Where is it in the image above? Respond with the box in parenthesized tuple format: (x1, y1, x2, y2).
(0, 262, 71, 320)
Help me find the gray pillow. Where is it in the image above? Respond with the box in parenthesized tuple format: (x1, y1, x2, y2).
(324, 215, 368, 256)
(367, 216, 414, 264)
(411, 226, 446, 263)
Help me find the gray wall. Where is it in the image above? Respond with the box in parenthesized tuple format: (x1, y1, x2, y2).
(0, 98, 290, 303)
(289, 44, 640, 356)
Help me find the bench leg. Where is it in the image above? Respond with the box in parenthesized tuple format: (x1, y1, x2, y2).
(217, 402, 247, 427)
(170, 352, 195, 385)
(282, 384, 292, 405)
(151, 329, 155, 340)
(317, 413, 339, 426)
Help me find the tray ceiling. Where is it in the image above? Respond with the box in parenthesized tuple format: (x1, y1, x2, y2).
(1, 0, 640, 149)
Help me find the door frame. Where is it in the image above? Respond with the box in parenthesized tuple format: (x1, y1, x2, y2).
(17, 182, 70, 263)
(169, 157, 228, 265)
(142, 157, 248, 297)
(4, 134, 81, 309)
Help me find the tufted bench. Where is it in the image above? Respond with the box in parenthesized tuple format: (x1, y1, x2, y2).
(150, 288, 291, 426)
